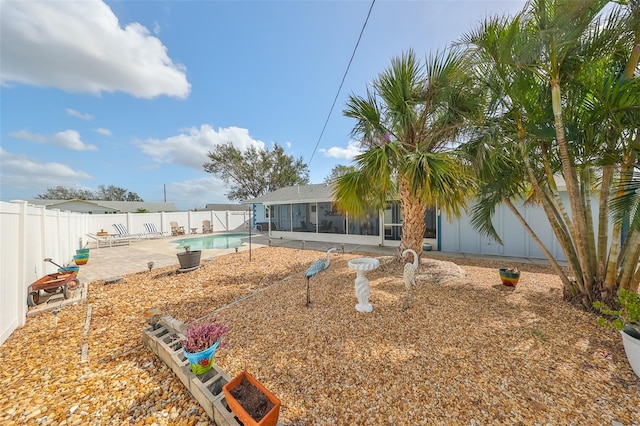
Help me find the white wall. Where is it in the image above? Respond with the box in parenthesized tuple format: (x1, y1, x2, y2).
(0, 201, 251, 346)
(439, 194, 610, 261)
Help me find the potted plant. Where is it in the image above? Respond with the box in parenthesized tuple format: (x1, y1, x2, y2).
(223, 370, 281, 426)
(499, 267, 520, 286)
(182, 318, 228, 375)
(594, 289, 640, 379)
(177, 245, 201, 270)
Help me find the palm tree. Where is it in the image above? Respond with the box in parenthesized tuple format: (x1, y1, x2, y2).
(333, 49, 476, 256)
(460, 0, 639, 308)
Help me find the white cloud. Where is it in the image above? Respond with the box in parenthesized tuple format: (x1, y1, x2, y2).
(137, 124, 266, 170)
(10, 129, 98, 151)
(319, 141, 362, 159)
(167, 176, 231, 208)
(0, 148, 92, 194)
(0, 0, 190, 99)
(66, 108, 94, 121)
(153, 21, 161, 36)
(94, 128, 112, 136)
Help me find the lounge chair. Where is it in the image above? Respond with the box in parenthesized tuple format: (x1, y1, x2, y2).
(112, 223, 143, 240)
(170, 221, 185, 236)
(202, 220, 213, 234)
(143, 223, 167, 238)
(86, 233, 132, 249)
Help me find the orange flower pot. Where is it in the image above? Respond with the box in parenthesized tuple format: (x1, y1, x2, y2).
(222, 370, 281, 426)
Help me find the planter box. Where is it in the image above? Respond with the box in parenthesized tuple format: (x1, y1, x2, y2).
(223, 370, 281, 426)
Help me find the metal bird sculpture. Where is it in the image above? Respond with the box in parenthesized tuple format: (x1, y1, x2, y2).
(402, 249, 419, 311)
(304, 247, 337, 307)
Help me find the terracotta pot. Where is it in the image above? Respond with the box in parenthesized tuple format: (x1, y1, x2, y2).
(223, 370, 281, 426)
(499, 267, 520, 286)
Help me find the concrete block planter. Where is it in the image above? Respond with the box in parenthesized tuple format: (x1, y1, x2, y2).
(142, 317, 248, 426)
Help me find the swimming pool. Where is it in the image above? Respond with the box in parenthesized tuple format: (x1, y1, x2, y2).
(172, 233, 250, 250)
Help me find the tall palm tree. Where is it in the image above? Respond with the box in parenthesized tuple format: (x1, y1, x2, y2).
(460, 0, 639, 307)
(333, 49, 476, 256)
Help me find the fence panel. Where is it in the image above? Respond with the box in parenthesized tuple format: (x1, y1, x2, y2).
(0, 202, 252, 346)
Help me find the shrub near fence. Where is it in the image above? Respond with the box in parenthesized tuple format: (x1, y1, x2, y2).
(0, 201, 251, 346)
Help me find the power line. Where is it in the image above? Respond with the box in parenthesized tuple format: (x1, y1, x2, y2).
(307, 0, 376, 165)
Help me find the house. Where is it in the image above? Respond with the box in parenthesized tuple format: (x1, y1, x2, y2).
(246, 182, 579, 261)
(27, 199, 178, 214)
(245, 183, 438, 249)
(203, 203, 250, 212)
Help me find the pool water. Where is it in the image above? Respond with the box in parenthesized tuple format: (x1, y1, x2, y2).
(172, 233, 250, 250)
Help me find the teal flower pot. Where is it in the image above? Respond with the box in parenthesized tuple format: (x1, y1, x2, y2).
(183, 341, 219, 375)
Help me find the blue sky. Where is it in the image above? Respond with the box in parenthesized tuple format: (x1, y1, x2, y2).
(1, 0, 525, 210)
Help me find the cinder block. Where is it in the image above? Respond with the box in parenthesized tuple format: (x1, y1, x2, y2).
(171, 355, 194, 390)
(213, 394, 241, 426)
(191, 376, 218, 420)
(157, 334, 183, 365)
(142, 329, 154, 351)
(143, 325, 168, 353)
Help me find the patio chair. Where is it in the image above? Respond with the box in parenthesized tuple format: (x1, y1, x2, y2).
(170, 221, 185, 236)
(86, 233, 132, 249)
(113, 223, 143, 238)
(202, 220, 213, 234)
(143, 223, 167, 238)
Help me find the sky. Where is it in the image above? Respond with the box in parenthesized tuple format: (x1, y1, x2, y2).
(0, 0, 526, 210)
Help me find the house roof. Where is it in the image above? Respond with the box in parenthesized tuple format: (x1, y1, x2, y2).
(245, 183, 334, 204)
(203, 203, 250, 211)
(28, 199, 178, 213)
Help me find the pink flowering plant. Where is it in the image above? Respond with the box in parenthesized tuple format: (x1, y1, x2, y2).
(182, 318, 229, 353)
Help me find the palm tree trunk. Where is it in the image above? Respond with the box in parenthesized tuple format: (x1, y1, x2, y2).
(551, 78, 595, 294)
(502, 197, 573, 289)
(597, 164, 614, 280)
(619, 231, 639, 292)
(398, 178, 427, 257)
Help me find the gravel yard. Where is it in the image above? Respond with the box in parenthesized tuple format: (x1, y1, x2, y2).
(1, 246, 638, 425)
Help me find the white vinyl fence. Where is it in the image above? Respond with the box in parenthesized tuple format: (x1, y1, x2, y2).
(0, 201, 251, 346)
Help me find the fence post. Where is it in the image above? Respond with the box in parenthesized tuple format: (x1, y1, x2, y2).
(10, 201, 28, 327)
(39, 206, 47, 270)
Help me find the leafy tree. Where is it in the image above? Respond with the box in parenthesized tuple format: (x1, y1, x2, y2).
(459, 0, 639, 307)
(203, 142, 309, 201)
(324, 165, 357, 183)
(36, 185, 144, 201)
(334, 49, 477, 256)
(36, 186, 94, 200)
(95, 185, 143, 201)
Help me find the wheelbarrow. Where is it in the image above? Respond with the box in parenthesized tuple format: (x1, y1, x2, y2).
(27, 258, 80, 306)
